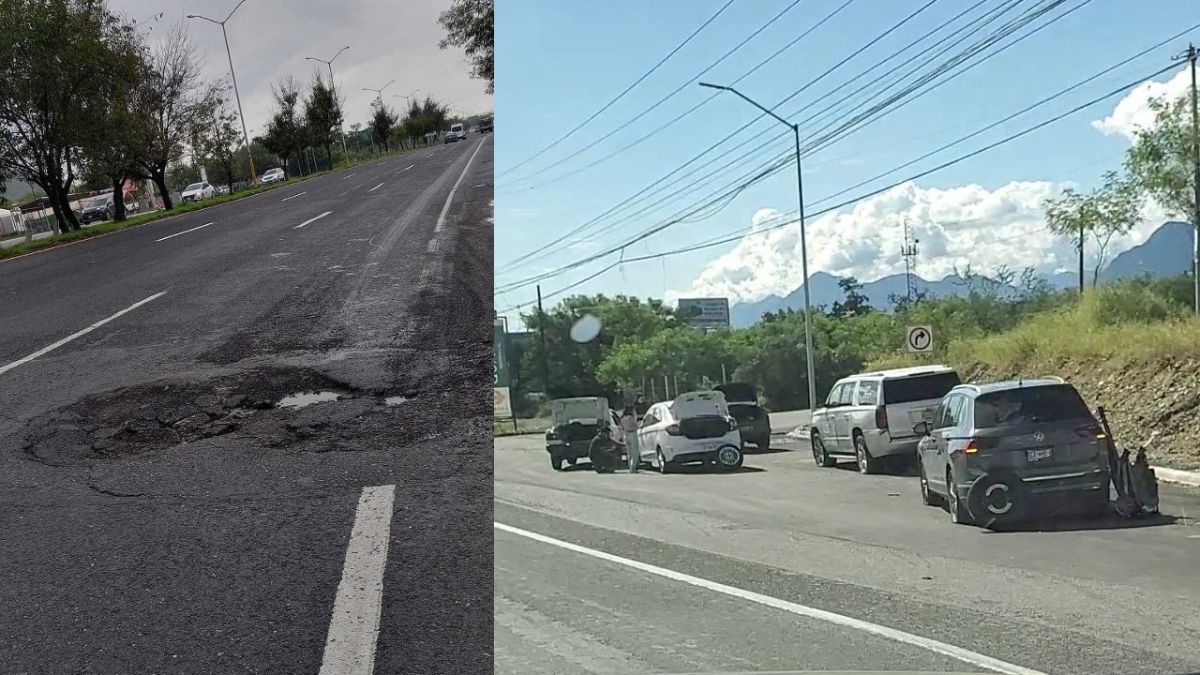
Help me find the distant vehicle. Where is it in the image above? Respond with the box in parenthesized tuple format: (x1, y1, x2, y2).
(715, 382, 771, 449)
(545, 397, 624, 471)
(180, 182, 215, 203)
(637, 390, 743, 473)
(444, 126, 462, 144)
(259, 168, 285, 184)
(810, 365, 961, 474)
(79, 194, 137, 225)
(449, 123, 466, 139)
(914, 378, 1110, 527)
(478, 116, 493, 133)
(215, 185, 230, 195)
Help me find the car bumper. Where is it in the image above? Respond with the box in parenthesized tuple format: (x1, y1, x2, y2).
(546, 440, 592, 460)
(80, 213, 104, 223)
(859, 429, 921, 457)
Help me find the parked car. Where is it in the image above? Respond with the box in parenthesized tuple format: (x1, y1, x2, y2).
(259, 167, 285, 184)
(79, 194, 137, 225)
(479, 116, 493, 133)
(180, 181, 215, 203)
(545, 397, 624, 471)
(444, 128, 461, 144)
(715, 382, 771, 449)
(914, 378, 1110, 527)
(810, 365, 961, 474)
(637, 390, 743, 473)
(215, 185, 230, 195)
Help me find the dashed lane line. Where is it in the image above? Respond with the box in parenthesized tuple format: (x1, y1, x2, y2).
(294, 211, 333, 229)
(0, 292, 168, 377)
(343, 173, 358, 179)
(156, 222, 215, 242)
(318, 485, 396, 675)
(426, 238, 439, 253)
(494, 522, 1047, 675)
(368, 183, 384, 193)
(280, 191, 308, 202)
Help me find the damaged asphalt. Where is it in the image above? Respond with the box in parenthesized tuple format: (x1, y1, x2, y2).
(0, 138, 493, 674)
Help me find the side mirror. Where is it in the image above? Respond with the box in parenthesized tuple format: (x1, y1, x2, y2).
(913, 421, 931, 436)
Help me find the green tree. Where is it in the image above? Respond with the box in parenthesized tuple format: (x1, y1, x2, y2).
(304, 74, 343, 168)
(79, 23, 145, 223)
(830, 276, 872, 317)
(1043, 170, 1142, 288)
(438, 0, 494, 94)
(1126, 94, 1196, 220)
(370, 101, 399, 152)
(193, 91, 243, 195)
(260, 75, 305, 179)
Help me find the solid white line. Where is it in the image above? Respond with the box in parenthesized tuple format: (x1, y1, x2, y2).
(0, 292, 167, 377)
(493, 522, 1046, 675)
(368, 182, 384, 193)
(434, 136, 488, 233)
(426, 238, 439, 253)
(319, 485, 396, 675)
(294, 211, 333, 229)
(156, 222, 214, 242)
(281, 191, 307, 202)
(343, 173, 358, 179)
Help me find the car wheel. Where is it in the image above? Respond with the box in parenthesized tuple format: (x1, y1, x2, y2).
(550, 453, 563, 471)
(811, 431, 835, 467)
(854, 434, 881, 475)
(566, 456, 577, 466)
(656, 447, 671, 474)
(947, 467, 973, 525)
(715, 444, 743, 471)
(919, 462, 940, 506)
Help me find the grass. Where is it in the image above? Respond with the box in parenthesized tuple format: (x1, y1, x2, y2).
(0, 143, 431, 261)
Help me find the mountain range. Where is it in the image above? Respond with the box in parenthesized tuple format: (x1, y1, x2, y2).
(728, 221, 1194, 328)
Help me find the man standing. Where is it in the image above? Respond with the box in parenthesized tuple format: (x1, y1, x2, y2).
(621, 405, 640, 473)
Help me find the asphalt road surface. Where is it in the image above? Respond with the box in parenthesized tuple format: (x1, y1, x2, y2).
(0, 138, 493, 674)
(496, 433, 1200, 675)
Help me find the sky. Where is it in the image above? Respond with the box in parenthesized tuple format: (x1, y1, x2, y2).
(112, 0, 493, 141)
(494, 0, 1200, 323)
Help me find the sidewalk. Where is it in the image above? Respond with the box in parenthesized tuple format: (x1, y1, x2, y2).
(0, 230, 55, 249)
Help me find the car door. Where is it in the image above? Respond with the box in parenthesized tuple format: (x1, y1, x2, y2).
(815, 384, 842, 444)
(833, 381, 858, 452)
(637, 406, 662, 459)
(925, 394, 965, 494)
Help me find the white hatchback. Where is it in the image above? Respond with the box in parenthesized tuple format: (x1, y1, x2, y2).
(637, 391, 743, 472)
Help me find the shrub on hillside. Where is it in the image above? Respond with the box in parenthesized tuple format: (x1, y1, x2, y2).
(1091, 278, 1187, 325)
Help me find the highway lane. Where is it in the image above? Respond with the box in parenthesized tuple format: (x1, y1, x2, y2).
(496, 433, 1200, 675)
(0, 137, 492, 674)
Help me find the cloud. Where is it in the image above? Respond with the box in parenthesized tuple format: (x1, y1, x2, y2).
(1091, 69, 1189, 140)
(672, 181, 1168, 305)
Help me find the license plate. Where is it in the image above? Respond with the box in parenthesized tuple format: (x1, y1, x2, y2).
(1026, 448, 1053, 462)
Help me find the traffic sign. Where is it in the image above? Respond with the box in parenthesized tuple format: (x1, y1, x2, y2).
(906, 325, 933, 353)
(493, 387, 513, 418)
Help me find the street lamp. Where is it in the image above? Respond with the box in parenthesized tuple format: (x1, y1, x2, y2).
(306, 45, 350, 159)
(188, 0, 256, 185)
(700, 81, 817, 412)
(393, 88, 420, 105)
(362, 80, 396, 107)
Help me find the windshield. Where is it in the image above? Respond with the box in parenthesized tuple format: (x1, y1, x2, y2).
(184, 183, 205, 191)
(974, 385, 1093, 427)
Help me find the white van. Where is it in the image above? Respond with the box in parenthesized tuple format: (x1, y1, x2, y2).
(450, 123, 466, 139)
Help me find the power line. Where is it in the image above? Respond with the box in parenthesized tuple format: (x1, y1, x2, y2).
(497, 0, 737, 179)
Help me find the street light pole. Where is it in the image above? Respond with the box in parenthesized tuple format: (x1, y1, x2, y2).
(188, 0, 256, 186)
(363, 80, 396, 154)
(306, 46, 350, 160)
(700, 82, 818, 411)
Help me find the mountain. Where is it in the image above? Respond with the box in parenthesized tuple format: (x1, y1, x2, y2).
(728, 222, 1189, 327)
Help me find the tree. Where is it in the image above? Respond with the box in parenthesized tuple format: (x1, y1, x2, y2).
(133, 24, 210, 211)
(370, 101, 399, 152)
(193, 91, 243, 195)
(304, 74, 342, 168)
(261, 76, 305, 179)
(1044, 171, 1142, 289)
(830, 276, 872, 318)
(0, 0, 133, 232)
(79, 23, 145, 223)
(1126, 94, 1196, 220)
(438, 0, 494, 94)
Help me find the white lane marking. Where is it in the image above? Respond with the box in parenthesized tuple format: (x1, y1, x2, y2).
(281, 191, 308, 202)
(156, 221, 215, 242)
(0, 292, 168, 377)
(402, 164, 414, 172)
(368, 182, 384, 193)
(426, 238, 439, 253)
(319, 485, 396, 675)
(343, 173, 358, 179)
(434, 135, 488, 233)
(494, 522, 1046, 675)
(294, 211, 333, 229)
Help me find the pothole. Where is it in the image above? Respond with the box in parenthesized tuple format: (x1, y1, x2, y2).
(278, 391, 346, 409)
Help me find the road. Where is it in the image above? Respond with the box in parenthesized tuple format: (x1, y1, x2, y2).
(0, 139, 492, 674)
(496, 432, 1200, 675)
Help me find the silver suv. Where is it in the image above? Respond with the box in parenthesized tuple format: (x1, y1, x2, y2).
(810, 366, 961, 474)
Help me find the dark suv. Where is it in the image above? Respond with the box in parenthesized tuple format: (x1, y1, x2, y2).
(915, 378, 1109, 527)
(715, 383, 771, 449)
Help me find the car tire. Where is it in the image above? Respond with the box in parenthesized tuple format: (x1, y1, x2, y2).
(811, 431, 835, 467)
(715, 444, 743, 471)
(947, 467, 974, 525)
(854, 434, 881, 475)
(656, 447, 671, 474)
(566, 456, 577, 466)
(919, 462, 941, 506)
(550, 453, 563, 471)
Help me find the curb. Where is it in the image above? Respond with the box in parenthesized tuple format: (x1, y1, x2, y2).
(1153, 466, 1200, 487)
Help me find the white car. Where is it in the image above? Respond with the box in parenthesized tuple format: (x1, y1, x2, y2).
(259, 168, 285, 184)
(637, 390, 744, 473)
(180, 181, 215, 203)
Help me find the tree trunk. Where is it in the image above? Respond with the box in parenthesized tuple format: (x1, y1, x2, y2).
(111, 178, 127, 222)
(383, 137, 390, 153)
(47, 184, 80, 232)
(326, 144, 333, 170)
(152, 171, 173, 210)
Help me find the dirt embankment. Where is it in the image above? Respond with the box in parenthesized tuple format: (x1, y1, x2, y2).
(962, 356, 1200, 471)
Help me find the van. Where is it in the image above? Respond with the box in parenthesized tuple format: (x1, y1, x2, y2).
(810, 365, 961, 474)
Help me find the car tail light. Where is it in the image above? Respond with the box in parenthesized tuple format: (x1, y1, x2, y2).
(1075, 425, 1105, 440)
(964, 439, 978, 454)
(545, 430, 557, 440)
(727, 416, 738, 431)
(666, 424, 681, 436)
(874, 405, 888, 430)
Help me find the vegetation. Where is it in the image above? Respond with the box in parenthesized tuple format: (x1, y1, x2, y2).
(438, 0, 494, 94)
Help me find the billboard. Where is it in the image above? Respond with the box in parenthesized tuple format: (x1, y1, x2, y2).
(676, 297, 730, 330)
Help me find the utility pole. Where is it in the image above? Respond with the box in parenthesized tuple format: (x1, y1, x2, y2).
(1190, 44, 1200, 315)
(1078, 220, 1085, 295)
(188, 1, 257, 186)
(536, 285, 550, 395)
(901, 218, 920, 301)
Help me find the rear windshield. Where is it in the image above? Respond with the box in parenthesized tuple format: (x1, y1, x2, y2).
(973, 385, 1091, 428)
(882, 372, 961, 404)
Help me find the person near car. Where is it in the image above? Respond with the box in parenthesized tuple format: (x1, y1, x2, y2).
(621, 406, 640, 473)
(588, 424, 620, 473)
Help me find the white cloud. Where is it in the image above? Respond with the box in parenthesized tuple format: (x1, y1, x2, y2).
(1091, 69, 1189, 140)
(673, 181, 1168, 305)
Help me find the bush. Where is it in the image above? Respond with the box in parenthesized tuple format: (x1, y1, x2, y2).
(1090, 278, 1187, 325)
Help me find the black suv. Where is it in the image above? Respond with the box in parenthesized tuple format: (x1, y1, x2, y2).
(715, 383, 771, 449)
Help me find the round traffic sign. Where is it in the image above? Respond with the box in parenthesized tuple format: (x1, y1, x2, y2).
(906, 325, 932, 352)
